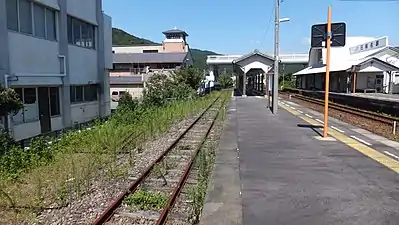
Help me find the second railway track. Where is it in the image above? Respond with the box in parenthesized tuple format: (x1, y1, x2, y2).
(280, 91, 399, 139)
(92, 92, 227, 225)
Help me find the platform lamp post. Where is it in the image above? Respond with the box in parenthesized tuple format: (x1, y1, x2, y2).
(273, 0, 290, 114)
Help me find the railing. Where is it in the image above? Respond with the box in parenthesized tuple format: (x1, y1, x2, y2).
(279, 53, 309, 59)
(206, 55, 242, 61)
(206, 53, 309, 64)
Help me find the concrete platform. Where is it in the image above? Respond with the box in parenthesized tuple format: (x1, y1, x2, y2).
(201, 96, 399, 225)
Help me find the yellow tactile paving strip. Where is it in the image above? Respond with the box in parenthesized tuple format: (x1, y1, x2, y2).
(280, 103, 399, 174)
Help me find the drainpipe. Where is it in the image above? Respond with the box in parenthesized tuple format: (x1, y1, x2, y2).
(4, 74, 12, 134)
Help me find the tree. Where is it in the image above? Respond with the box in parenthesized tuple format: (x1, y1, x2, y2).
(117, 92, 139, 111)
(142, 71, 197, 107)
(0, 87, 23, 117)
(279, 73, 295, 89)
(218, 72, 234, 89)
(0, 87, 23, 152)
(172, 67, 204, 91)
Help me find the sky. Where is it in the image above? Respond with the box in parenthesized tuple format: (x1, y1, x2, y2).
(103, 0, 399, 55)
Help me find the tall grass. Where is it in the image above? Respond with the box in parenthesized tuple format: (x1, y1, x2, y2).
(0, 91, 222, 223)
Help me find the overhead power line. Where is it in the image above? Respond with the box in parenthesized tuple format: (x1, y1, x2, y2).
(259, 7, 274, 51)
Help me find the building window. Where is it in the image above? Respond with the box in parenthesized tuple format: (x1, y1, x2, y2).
(34, 4, 46, 38)
(84, 85, 98, 101)
(6, 0, 57, 41)
(19, 0, 32, 34)
(46, 9, 56, 41)
(75, 86, 84, 102)
(143, 50, 159, 53)
(12, 87, 39, 124)
(49, 87, 60, 116)
(6, 0, 18, 31)
(70, 84, 98, 103)
(376, 40, 379, 46)
(67, 16, 96, 49)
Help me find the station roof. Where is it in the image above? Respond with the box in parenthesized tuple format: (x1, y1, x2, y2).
(294, 56, 399, 76)
(162, 28, 189, 36)
(113, 52, 188, 64)
(233, 50, 274, 64)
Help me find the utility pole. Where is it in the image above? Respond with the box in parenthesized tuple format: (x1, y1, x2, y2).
(273, 0, 280, 114)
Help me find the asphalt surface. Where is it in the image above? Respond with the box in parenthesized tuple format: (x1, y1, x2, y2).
(235, 97, 399, 225)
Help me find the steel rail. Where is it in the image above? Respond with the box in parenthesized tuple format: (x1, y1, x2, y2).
(291, 94, 395, 125)
(281, 88, 399, 122)
(155, 93, 226, 225)
(91, 93, 223, 225)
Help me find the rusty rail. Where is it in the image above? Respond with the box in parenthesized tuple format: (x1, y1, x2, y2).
(281, 92, 399, 134)
(155, 93, 225, 225)
(291, 94, 395, 124)
(91, 93, 223, 225)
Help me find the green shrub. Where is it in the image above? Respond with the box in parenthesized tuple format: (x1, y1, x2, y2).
(117, 92, 140, 111)
(172, 67, 204, 91)
(0, 128, 16, 155)
(0, 136, 53, 180)
(218, 73, 234, 88)
(0, 87, 23, 117)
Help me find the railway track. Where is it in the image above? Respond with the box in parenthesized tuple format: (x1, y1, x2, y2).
(280, 91, 399, 135)
(92, 93, 227, 225)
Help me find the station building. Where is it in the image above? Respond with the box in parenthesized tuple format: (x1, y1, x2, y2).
(110, 28, 193, 104)
(294, 36, 399, 94)
(0, 0, 113, 140)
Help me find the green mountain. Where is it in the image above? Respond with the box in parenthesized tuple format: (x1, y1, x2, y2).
(112, 28, 219, 69)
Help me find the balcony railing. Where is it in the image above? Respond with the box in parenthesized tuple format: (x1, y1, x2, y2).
(207, 55, 242, 61)
(206, 53, 309, 64)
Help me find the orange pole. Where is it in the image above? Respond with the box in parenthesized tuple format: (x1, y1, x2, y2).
(353, 72, 357, 94)
(323, 6, 332, 138)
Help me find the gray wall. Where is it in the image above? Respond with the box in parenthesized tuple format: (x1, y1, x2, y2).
(2, 0, 112, 139)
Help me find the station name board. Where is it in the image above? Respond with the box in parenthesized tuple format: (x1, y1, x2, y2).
(349, 37, 388, 55)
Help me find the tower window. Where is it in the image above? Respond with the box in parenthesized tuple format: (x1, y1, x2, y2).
(143, 50, 158, 53)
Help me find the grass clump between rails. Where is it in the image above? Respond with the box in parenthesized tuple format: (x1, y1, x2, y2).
(0, 70, 223, 223)
(123, 189, 168, 211)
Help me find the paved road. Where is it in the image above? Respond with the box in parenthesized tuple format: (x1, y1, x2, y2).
(236, 97, 399, 225)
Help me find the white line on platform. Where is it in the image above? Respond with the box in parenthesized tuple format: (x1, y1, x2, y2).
(305, 114, 313, 118)
(331, 126, 345, 133)
(290, 106, 296, 110)
(297, 110, 304, 114)
(383, 151, 399, 160)
(315, 118, 324, 124)
(350, 135, 372, 146)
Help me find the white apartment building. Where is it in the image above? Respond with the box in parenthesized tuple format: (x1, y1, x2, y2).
(0, 0, 113, 141)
